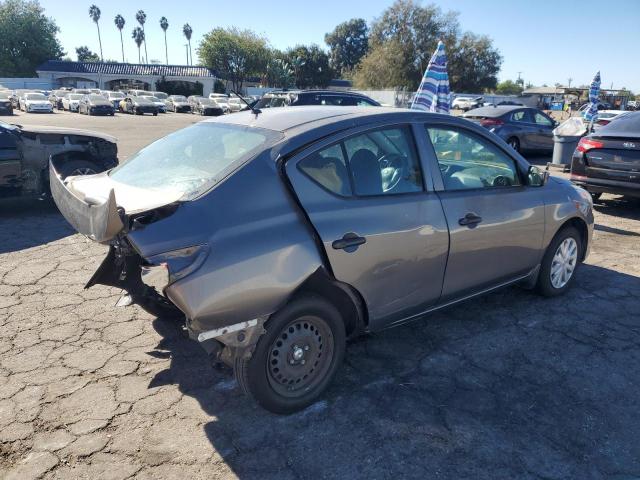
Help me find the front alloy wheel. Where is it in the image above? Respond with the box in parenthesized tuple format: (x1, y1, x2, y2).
(536, 226, 582, 296)
(234, 295, 346, 414)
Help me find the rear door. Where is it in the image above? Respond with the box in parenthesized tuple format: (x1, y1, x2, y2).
(0, 127, 21, 190)
(285, 123, 450, 329)
(508, 109, 537, 149)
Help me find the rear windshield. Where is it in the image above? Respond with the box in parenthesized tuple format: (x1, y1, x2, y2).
(171, 96, 187, 102)
(109, 123, 282, 200)
(599, 112, 640, 135)
(255, 96, 289, 108)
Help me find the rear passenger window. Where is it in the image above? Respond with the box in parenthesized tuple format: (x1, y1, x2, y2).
(298, 144, 352, 196)
(298, 126, 423, 197)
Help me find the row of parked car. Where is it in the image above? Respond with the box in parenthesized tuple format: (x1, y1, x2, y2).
(0, 87, 262, 117)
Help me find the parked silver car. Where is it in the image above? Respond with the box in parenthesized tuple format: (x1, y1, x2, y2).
(51, 107, 594, 413)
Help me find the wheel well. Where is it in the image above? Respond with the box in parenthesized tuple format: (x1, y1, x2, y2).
(291, 268, 368, 338)
(559, 217, 589, 261)
(51, 150, 94, 166)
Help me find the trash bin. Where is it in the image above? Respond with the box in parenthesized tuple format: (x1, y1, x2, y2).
(552, 134, 582, 165)
(551, 117, 587, 165)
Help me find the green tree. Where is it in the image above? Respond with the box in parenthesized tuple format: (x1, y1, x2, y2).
(0, 0, 64, 77)
(324, 18, 369, 75)
(159, 16, 169, 64)
(114, 14, 125, 62)
(198, 27, 270, 92)
(352, 40, 408, 89)
(88, 5, 103, 61)
(494, 79, 523, 95)
(447, 32, 502, 92)
(135, 10, 147, 63)
(286, 45, 333, 89)
(354, 0, 501, 92)
(75, 45, 100, 62)
(183, 23, 193, 65)
(131, 26, 144, 63)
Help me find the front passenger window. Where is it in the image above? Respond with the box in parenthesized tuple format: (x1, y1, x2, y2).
(427, 127, 521, 190)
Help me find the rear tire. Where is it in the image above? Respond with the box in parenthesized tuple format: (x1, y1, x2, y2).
(234, 295, 346, 414)
(536, 226, 582, 297)
(507, 137, 520, 152)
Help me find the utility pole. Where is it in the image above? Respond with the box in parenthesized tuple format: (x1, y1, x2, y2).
(516, 71, 523, 87)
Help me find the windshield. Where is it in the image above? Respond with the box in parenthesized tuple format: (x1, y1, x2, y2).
(199, 99, 215, 105)
(0, 92, 10, 99)
(89, 94, 105, 101)
(152, 92, 168, 99)
(25, 93, 46, 100)
(109, 92, 124, 99)
(171, 96, 187, 102)
(109, 123, 282, 200)
(134, 97, 153, 105)
(142, 96, 160, 102)
(68, 94, 83, 100)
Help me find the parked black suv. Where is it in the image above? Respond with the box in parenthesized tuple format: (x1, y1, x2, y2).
(570, 111, 640, 200)
(252, 90, 380, 109)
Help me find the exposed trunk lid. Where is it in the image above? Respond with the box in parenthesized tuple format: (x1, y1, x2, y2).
(586, 137, 640, 183)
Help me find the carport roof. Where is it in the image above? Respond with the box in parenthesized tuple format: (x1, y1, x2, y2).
(36, 60, 218, 78)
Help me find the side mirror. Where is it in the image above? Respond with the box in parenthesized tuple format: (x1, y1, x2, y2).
(527, 165, 548, 187)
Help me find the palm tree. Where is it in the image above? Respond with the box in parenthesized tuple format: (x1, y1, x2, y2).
(114, 14, 126, 62)
(159, 17, 169, 64)
(135, 10, 148, 64)
(183, 23, 193, 65)
(132, 27, 145, 63)
(88, 5, 103, 62)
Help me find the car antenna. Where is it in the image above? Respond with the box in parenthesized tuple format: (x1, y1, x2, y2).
(231, 90, 261, 116)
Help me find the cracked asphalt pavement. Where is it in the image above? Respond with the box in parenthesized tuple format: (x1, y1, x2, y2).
(1, 112, 640, 479)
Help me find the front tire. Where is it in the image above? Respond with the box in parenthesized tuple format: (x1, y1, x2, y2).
(234, 295, 346, 414)
(57, 159, 100, 178)
(536, 226, 582, 297)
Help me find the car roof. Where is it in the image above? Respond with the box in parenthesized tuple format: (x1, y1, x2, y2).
(265, 89, 372, 98)
(464, 105, 529, 117)
(205, 105, 462, 133)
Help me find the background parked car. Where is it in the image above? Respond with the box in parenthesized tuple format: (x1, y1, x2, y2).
(48, 90, 68, 110)
(103, 91, 125, 109)
(191, 97, 224, 116)
(140, 95, 167, 113)
(72, 88, 92, 95)
(0, 119, 118, 201)
(0, 91, 13, 115)
(120, 96, 158, 115)
(463, 105, 557, 153)
(150, 91, 168, 101)
(208, 93, 231, 112)
(19, 93, 53, 113)
(253, 90, 380, 109)
(571, 111, 640, 201)
(62, 93, 83, 112)
(166, 95, 191, 113)
(452, 96, 483, 111)
(78, 94, 115, 116)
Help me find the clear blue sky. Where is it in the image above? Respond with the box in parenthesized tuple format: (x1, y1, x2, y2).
(39, 0, 640, 91)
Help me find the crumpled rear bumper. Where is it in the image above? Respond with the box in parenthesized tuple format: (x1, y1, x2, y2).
(49, 162, 124, 243)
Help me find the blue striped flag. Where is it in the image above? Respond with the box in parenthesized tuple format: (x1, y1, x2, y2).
(583, 71, 601, 123)
(411, 41, 450, 114)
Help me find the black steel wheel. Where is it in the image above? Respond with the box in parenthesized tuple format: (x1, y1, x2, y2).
(234, 295, 345, 414)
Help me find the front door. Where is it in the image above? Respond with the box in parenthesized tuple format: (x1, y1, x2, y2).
(424, 125, 546, 300)
(286, 124, 450, 329)
(0, 127, 21, 192)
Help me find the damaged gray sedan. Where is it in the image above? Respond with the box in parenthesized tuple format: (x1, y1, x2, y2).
(51, 107, 594, 413)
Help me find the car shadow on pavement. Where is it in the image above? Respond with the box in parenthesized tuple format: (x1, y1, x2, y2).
(593, 195, 640, 221)
(146, 262, 640, 479)
(0, 199, 74, 254)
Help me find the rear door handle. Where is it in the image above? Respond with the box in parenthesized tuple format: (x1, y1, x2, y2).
(332, 232, 366, 251)
(458, 212, 482, 227)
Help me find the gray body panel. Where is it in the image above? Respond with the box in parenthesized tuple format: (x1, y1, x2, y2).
(49, 107, 593, 339)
